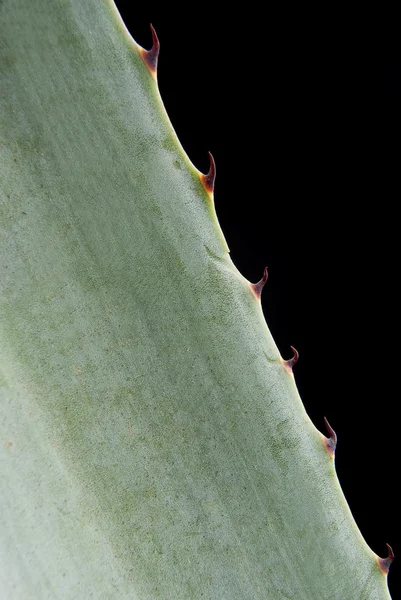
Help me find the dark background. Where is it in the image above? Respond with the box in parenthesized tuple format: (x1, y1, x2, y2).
(113, 7, 399, 596)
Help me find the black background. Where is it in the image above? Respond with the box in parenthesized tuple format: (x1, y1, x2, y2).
(113, 7, 399, 596)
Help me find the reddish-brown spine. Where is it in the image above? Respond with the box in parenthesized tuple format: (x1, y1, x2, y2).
(140, 24, 160, 75)
(323, 417, 337, 456)
(249, 267, 268, 300)
(284, 346, 299, 371)
(378, 543, 395, 574)
(201, 152, 216, 195)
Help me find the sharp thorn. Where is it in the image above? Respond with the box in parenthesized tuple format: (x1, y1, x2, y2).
(284, 346, 299, 371)
(249, 267, 268, 300)
(378, 543, 395, 574)
(323, 416, 337, 455)
(140, 24, 160, 74)
(201, 151, 216, 195)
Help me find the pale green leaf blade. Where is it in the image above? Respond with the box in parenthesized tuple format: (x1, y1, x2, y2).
(0, 2, 392, 598)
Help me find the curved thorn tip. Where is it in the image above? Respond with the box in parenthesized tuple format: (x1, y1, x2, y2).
(378, 543, 395, 574)
(284, 346, 299, 371)
(323, 416, 337, 455)
(249, 267, 268, 300)
(201, 152, 216, 196)
(140, 24, 160, 74)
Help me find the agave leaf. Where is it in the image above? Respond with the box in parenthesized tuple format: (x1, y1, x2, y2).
(0, 2, 393, 598)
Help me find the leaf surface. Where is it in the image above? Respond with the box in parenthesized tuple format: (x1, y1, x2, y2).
(0, 2, 392, 598)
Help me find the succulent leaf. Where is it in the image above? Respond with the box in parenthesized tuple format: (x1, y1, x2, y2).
(0, 2, 393, 598)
